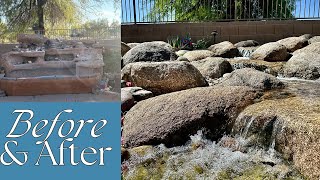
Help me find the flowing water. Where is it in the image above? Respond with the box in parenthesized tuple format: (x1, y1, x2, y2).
(123, 78, 319, 180)
(123, 130, 304, 180)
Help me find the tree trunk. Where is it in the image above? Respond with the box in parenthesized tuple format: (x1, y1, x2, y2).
(37, 0, 45, 35)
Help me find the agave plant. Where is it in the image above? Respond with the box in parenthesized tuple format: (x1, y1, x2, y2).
(168, 33, 193, 50)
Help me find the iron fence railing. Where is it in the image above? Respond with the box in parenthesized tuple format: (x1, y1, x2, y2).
(0, 27, 121, 43)
(121, 0, 320, 24)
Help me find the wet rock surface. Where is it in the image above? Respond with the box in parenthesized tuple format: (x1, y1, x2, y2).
(233, 97, 320, 179)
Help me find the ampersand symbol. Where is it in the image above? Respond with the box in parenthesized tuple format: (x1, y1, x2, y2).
(0, 141, 28, 165)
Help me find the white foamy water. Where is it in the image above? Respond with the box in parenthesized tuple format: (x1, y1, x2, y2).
(123, 131, 303, 180)
(277, 76, 320, 83)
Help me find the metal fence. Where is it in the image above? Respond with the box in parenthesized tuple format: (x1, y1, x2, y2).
(121, 0, 320, 24)
(0, 27, 121, 43)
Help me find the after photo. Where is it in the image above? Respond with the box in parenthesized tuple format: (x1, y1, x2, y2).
(120, 0, 320, 179)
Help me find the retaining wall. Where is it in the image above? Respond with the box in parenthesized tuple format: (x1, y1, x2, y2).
(121, 20, 320, 44)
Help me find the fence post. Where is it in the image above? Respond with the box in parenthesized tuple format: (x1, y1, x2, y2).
(133, 0, 137, 24)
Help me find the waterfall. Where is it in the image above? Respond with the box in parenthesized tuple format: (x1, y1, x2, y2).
(241, 117, 255, 138)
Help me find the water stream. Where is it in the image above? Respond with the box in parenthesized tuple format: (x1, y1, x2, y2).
(123, 78, 319, 180)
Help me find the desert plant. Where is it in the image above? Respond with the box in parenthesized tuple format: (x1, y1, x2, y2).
(167, 33, 193, 50)
(194, 36, 212, 49)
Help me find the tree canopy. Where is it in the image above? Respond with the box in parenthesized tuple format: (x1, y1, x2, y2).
(148, 0, 295, 22)
(0, 0, 113, 31)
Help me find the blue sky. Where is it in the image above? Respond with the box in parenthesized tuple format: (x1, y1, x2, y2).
(83, 1, 121, 22)
(295, 0, 320, 18)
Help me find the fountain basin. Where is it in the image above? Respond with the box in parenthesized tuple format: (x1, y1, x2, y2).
(0, 75, 99, 96)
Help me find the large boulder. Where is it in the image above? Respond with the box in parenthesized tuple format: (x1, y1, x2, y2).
(208, 41, 240, 58)
(277, 37, 308, 52)
(308, 36, 320, 44)
(283, 52, 320, 80)
(293, 42, 320, 55)
(232, 97, 320, 180)
(234, 40, 259, 47)
(220, 68, 284, 90)
(228, 58, 286, 76)
(250, 42, 289, 62)
(121, 61, 208, 95)
(190, 57, 233, 79)
(121, 42, 131, 56)
(122, 41, 177, 66)
(182, 50, 214, 61)
(123, 86, 258, 147)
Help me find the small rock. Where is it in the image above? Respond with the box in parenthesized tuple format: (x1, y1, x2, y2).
(176, 50, 190, 57)
(177, 56, 189, 62)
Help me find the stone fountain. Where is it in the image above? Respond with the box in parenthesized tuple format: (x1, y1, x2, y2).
(0, 34, 105, 96)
